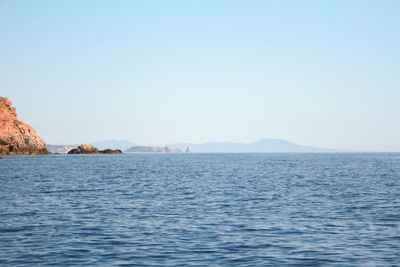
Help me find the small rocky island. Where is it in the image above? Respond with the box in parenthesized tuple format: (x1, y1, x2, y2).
(68, 144, 123, 154)
(0, 97, 48, 155)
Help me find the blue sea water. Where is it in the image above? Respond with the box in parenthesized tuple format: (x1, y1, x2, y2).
(0, 153, 400, 266)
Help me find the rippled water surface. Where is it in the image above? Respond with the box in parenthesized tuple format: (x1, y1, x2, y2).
(1, 153, 400, 266)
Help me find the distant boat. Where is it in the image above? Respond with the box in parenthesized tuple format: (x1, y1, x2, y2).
(185, 145, 192, 153)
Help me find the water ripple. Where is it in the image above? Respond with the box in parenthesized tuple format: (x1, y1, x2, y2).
(0, 153, 399, 265)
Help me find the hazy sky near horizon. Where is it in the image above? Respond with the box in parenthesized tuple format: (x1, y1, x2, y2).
(1, 0, 399, 151)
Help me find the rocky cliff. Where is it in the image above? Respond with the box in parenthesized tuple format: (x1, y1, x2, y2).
(0, 97, 48, 155)
(126, 146, 182, 153)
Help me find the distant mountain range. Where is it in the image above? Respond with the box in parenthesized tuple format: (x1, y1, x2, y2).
(48, 138, 341, 153)
(167, 138, 340, 153)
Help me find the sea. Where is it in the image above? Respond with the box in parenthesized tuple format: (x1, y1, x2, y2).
(0, 153, 399, 266)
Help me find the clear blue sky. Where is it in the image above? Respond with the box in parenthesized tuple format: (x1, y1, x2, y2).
(1, 0, 399, 151)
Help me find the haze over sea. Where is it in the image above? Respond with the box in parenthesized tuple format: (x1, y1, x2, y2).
(1, 153, 399, 266)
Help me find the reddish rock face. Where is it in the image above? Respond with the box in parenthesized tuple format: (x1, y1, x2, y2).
(0, 97, 48, 155)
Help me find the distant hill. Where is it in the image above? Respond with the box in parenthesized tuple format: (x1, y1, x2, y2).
(91, 139, 136, 150)
(168, 138, 340, 153)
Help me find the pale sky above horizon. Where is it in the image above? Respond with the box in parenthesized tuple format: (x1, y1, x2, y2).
(1, 0, 399, 151)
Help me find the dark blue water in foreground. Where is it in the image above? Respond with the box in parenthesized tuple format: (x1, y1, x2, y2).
(1, 153, 400, 266)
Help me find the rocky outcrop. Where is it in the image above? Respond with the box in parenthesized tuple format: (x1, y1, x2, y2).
(68, 144, 124, 154)
(126, 146, 182, 153)
(0, 97, 48, 155)
(99, 148, 123, 154)
(68, 144, 100, 154)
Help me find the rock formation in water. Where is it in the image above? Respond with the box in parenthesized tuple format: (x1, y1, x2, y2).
(99, 148, 123, 154)
(185, 145, 192, 153)
(126, 146, 182, 153)
(68, 144, 123, 154)
(68, 144, 100, 154)
(0, 97, 48, 155)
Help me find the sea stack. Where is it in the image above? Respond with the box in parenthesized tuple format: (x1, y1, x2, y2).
(0, 97, 48, 155)
(185, 145, 192, 153)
